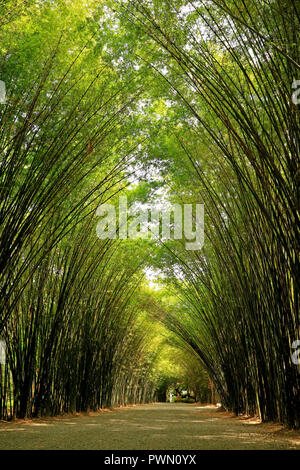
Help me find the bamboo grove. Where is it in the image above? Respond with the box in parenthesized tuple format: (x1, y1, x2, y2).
(121, 0, 300, 428)
(0, 1, 161, 419)
(0, 0, 299, 429)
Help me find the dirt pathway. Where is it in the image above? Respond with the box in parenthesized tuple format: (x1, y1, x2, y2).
(0, 403, 299, 450)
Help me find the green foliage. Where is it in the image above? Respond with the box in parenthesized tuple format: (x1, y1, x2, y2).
(0, 0, 299, 430)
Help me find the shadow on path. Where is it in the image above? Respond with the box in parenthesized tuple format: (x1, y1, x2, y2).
(0, 403, 299, 450)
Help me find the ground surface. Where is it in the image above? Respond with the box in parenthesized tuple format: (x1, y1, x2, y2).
(0, 403, 299, 450)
